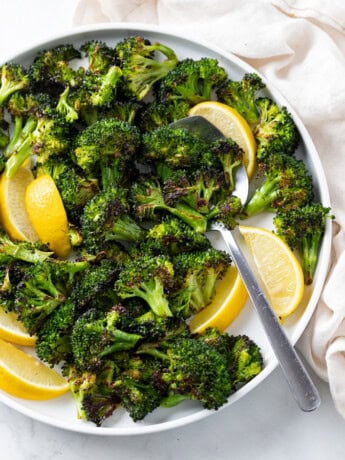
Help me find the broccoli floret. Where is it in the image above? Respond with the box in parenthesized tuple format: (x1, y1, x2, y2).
(0, 63, 30, 106)
(210, 138, 244, 192)
(112, 354, 165, 421)
(144, 217, 210, 256)
(157, 337, 232, 410)
(36, 299, 76, 365)
(81, 188, 145, 253)
(157, 57, 227, 105)
(216, 73, 265, 125)
(0, 232, 53, 264)
(226, 335, 263, 388)
(5, 104, 70, 178)
(207, 195, 243, 230)
(141, 126, 212, 169)
(73, 117, 140, 174)
(80, 40, 116, 73)
(70, 259, 120, 311)
(66, 362, 120, 426)
(115, 36, 178, 100)
(80, 66, 122, 108)
(131, 176, 208, 233)
(115, 254, 175, 318)
(243, 153, 314, 218)
(274, 203, 333, 285)
(0, 107, 9, 149)
(254, 97, 300, 161)
(29, 44, 82, 94)
(170, 248, 231, 317)
(138, 100, 190, 131)
(14, 259, 89, 334)
(162, 166, 224, 215)
(101, 100, 142, 125)
(71, 308, 142, 371)
(0, 261, 28, 311)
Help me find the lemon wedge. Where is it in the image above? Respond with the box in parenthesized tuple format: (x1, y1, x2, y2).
(0, 167, 39, 242)
(0, 307, 36, 346)
(0, 338, 69, 400)
(189, 101, 257, 178)
(239, 225, 304, 322)
(25, 174, 71, 259)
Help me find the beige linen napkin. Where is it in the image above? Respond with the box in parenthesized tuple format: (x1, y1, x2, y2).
(74, 0, 345, 417)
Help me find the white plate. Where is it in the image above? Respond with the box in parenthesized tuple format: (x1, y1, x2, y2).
(0, 23, 332, 435)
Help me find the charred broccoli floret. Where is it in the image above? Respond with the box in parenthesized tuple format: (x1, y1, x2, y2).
(243, 153, 314, 218)
(157, 57, 227, 105)
(254, 97, 300, 161)
(80, 40, 116, 73)
(14, 259, 89, 334)
(115, 36, 178, 100)
(138, 100, 190, 131)
(71, 308, 142, 371)
(115, 254, 175, 318)
(0, 63, 30, 106)
(216, 73, 265, 125)
(274, 203, 333, 285)
(170, 248, 231, 318)
(66, 361, 120, 427)
(73, 117, 140, 174)
(210, 138, 244, 192)
(141, 125, 212, 169)
(131, 176, 208, 233)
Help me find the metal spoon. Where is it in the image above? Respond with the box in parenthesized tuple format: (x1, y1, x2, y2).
(171, 116, 320, 412)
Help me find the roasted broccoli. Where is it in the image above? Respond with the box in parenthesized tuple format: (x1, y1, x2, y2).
(0, 232, 53, 264)
(73, 117, 140, 174)
(254, 97, 300, 161)
(131, 176, 208, 233)
(216, 73, 265, 125)
(141, 125, 212, 169)
(115, 254, 175, 318)
(14, 259, 89, 334)
(138, 100, 190, 132)
(66, 361, 120, 426)
(0, 63, 30, 106)
(143, 217, 210, 256)
(274, 203, 333, 284)
(243, 153, 314, 218)
(115, 36, 178, 100)
(71, 308, 142, 371)
(210, 138, 244, 192)
(156, 57, 227, 105)
(170, 248, 231, 318)
(80, 40, 116, 73)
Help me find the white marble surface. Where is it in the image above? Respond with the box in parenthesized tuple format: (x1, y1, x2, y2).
(1, 1, 345, 458)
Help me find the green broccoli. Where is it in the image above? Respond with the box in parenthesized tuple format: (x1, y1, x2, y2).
(115, 254, 175, 318)
(274, 203, 333, 284)
(216, 73, 265, 125)
(0, 63, 30, 106)
(71, 308, 142, 371)
(170, 248, 231, 318)
(243, 153, 314, 218)
(210, 138, 244, 192)
(254, 97, 300, 161)
(138, 100, 190, 132)
(115, 36, 178, 100)
(14, 259, 89, 334)
(80, 40, 116, 73)
(156, 57, 227, 105)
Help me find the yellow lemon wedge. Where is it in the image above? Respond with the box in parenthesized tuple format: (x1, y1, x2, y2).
(190, 265, 248, 334)
(188, 101, 257, 179)
(0, 307, 36, 346)
(0, 167, 39, 242)
(239, 225, 304, 323)
(0, 338, 69, 400)
(25, 174, 71, 259)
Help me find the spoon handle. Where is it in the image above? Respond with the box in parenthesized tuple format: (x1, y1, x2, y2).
(216, 224, 320, 412)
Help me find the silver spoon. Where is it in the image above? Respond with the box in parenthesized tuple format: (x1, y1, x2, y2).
(171, 116, 320, 412)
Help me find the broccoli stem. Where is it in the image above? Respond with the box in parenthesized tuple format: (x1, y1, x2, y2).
(169, 203, 208, 233)
(301, 233, 322, 285)
(244, 178, 279, 217)
(99, 329, 142, 357)
(134, 280, 173, 318)
(105, 215, 145, 243)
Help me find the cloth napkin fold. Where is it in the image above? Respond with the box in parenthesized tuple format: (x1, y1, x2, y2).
(74, 0, 345, 418)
